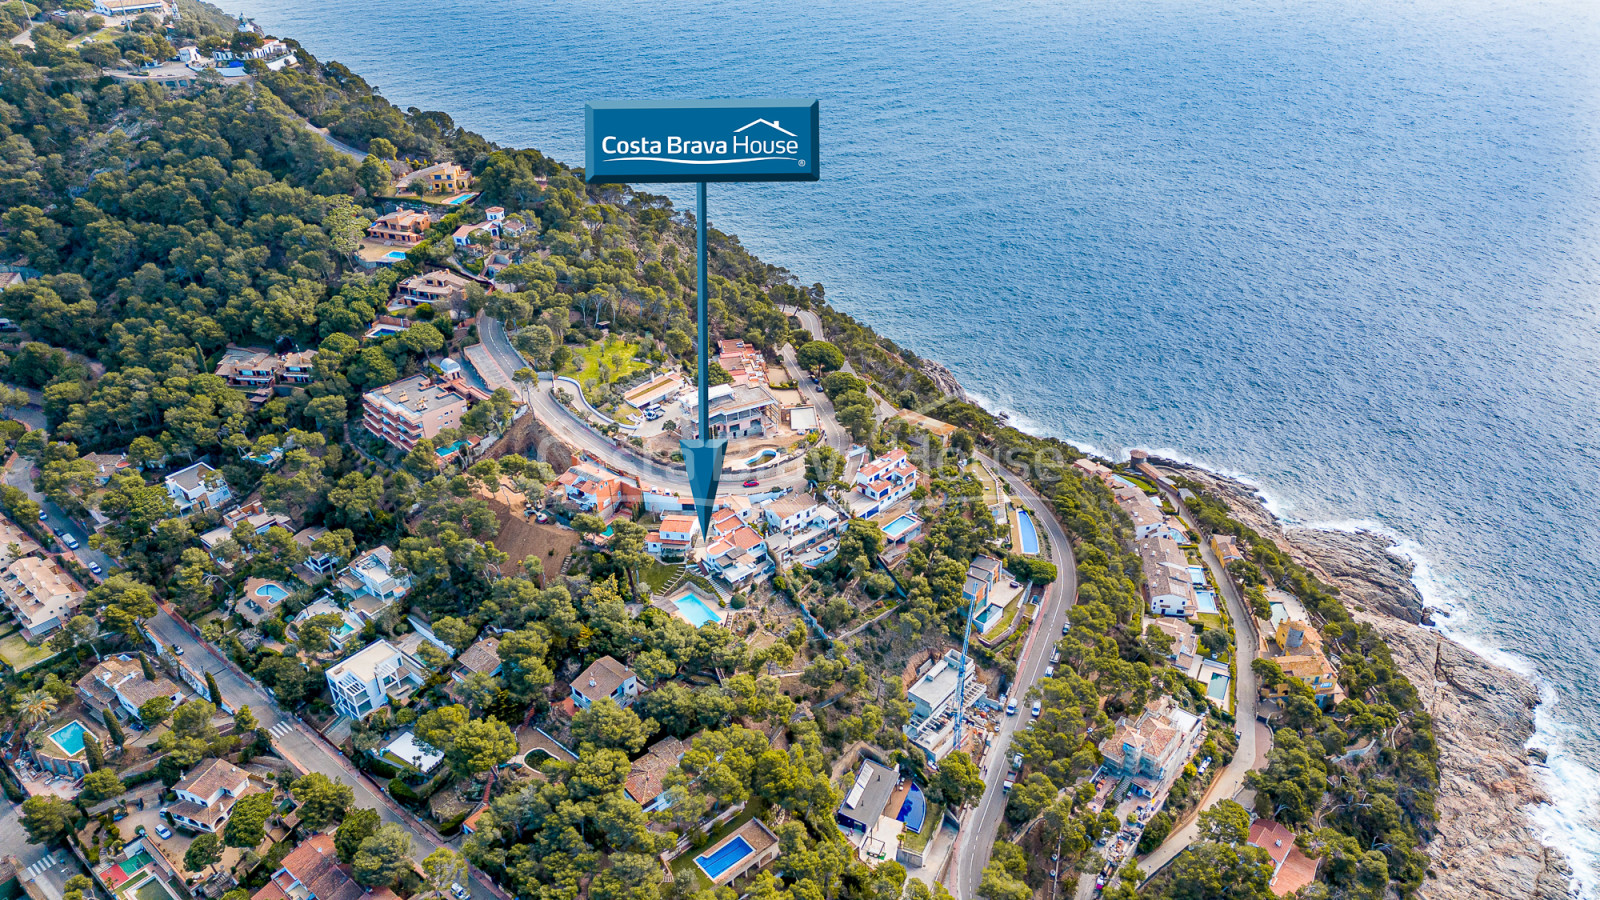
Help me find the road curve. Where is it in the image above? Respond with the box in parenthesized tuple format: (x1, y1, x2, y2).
(950, 455, 1078, 900)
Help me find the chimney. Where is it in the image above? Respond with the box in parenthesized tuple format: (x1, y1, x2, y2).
(588, 678, 597, 688)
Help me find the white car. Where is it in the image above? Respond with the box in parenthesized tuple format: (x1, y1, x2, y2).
(1031, 700, 1042, 718)
(1005, 696, 1017, 716)
(61, 534, 79, 550)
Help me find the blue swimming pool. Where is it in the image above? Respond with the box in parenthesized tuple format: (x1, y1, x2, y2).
(896, 782, 927, 832)
(882, 514, 920, 540)
(1015, 509, 1040, 555)
(991, 505, 1006, 525)
(743, 448, 778, 467)
(384, 250, 408, 261)
(1196, 591, 1219, 615)
(1206, 673, 1231, 703)
(49, 721, 88, 756)
(675, 593, 724, 628)
(255, 582, 289, 603)
(696, 835, 754, 880)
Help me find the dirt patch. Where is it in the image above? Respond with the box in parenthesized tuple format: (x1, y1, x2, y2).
(482, 488, 581, 578)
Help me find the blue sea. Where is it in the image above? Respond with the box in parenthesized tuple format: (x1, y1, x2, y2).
(231, 0, 1600, 885)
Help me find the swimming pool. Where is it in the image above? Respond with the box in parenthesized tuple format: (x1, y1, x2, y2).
(1015, 509, 1040, 555)
(1195, 591, 1219, 615)
(255, 582, 289, 603)
(384, 250, 408, 261)
(1187, 566, 1207, 586)
(1206, 673, 1231, 703)
(882, 514, 920, 540)
(743, 448, 778, 467)
(991, 505, 1006, 525)
(49, 721, 88, 756)
(444, 192, 476, 205)
(674, 593, 725, 628)
(896, 782, 927, 832)
(695, 835, 754, 880)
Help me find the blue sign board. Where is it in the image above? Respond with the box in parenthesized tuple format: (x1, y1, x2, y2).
(584, 98, 819, 184)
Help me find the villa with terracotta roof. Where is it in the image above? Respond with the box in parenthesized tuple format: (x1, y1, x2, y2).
(1248, 819, 1321, 896)
(550, 463, 627, 519)
(169, 758, 255, 833)
(452, 637, 501, 683)
(394, 270, 471, 311)
(0, 515, 41, 567)
(571, 656, 638, 710)
(700, 522, 771, 588)
(367, 209, 432, 247)
(1097, 696, 1204, 797)
(624, 735, 690, 811)
(1259, 617, 1345, 708)
(76, 655, 187, 724)
(645, 514, 699, 559)
(1138, 533, 1198, 618)
(848, 448, 919, 517)
(716, 339, 768, 387)
(253, 833, 400, 900)
(0, 555, 83, 640)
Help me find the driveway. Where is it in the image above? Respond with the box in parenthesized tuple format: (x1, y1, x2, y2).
(1134, 486, 1266, 880)
(949, 455, 1078, 900)
(143, 606, 505, 900)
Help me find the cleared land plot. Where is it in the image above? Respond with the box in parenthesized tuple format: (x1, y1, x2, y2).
(484, 494, 581, 577)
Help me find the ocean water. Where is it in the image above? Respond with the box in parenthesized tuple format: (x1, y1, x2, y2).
(230, 0, 1600, 886)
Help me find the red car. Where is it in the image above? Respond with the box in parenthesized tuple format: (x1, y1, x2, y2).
(742, 479, 760, 487)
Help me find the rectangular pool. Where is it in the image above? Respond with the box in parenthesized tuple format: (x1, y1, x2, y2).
(1015, 509, 1040, 555)
(384, 250, 408, 261)
(696, 835, 754, 880)
(882, 514, 920, 540)
(1187, 565, 1207, 586)
(1195, 590, 1219, 615)
(1206, 673, 1230, 703)
(49, 720, 88, 756)
(674, 593, 725, 628)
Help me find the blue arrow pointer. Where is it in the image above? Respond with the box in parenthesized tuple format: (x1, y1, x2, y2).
(680, 437, 727, 537)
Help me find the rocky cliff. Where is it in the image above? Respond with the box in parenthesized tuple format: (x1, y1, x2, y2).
(1156, 460, 1577, 900)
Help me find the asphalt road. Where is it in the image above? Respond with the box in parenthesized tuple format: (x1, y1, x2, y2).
(0, 794, 75, 900)
(143, 607, 506, 900)
(478, 314, 811, 495)
(2, 452, 115, 577)
(1133, 485, 1266, 881)
(950, 456, 1079, 900)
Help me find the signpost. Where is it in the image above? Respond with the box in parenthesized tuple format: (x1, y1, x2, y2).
(585, 98, 820, 535)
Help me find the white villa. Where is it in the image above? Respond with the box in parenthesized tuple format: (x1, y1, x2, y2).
(164, 462, 232, 515)
(325, 640, 425, 721)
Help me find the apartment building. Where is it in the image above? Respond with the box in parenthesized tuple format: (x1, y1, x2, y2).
(0, 556, 85, 640)
(361, 367, 474, 452)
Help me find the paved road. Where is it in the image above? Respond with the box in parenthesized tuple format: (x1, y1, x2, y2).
(479, 314, 810, 495)
(304, 122, 368, 160)
(778, 342, 850, 456)
(950, 455, 1078, 900)
(144, 607, 504, 900)
(781, 306, 896, 420)
(1135, 486, 1265, 880)
(2, 452, 115, 577)
(0, 795, 74, 900)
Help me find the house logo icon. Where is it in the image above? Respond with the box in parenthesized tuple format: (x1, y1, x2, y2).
(734, 118, 796, 137)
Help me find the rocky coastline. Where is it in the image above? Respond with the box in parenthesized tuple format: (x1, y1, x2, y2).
(1153, 459, 1577, 900)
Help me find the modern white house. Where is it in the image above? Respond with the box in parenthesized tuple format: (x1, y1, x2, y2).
(571, 656, 639, 710)
(325, 640, 425, 721)
(335, 546, 412, 620)
(168, 758, 254, 833)
(1111, 478, 1165, 540)
(289, 598, 363, 650)
(962, 556, 1007, 630)
(849, 449, 919, 517)
(644, 514, 699, 559)
(164, 462, 232, 515)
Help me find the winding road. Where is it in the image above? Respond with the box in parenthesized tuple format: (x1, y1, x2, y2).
(950, 455, 1079, 900)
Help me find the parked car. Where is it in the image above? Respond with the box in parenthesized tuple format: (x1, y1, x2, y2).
(742, 479, 760, 487)
(173, 645, 184, 656)
(451, 885, 469, 900)
(1031, 700, 1042, 717)
(1051, 648, 1061, 663)
(1002, 775, 1015, 792)
(1044, 665, 1054, 678)
(1005, 696, 1017, 716)
(88, 562, 103, 576)
(0, 318, 19, 332)
(61, 534, 79, 550)
(155, 824, 172, 839)
(534, 512, 551, 524)
(37, 511, 46, 522)
(1063, 621, 1072, 635)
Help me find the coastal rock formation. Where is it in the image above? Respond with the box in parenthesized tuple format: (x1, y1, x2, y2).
(1153, 460, 1576, 900)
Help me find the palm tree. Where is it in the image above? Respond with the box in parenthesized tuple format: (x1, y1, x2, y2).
(15, 690, 57, 745)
